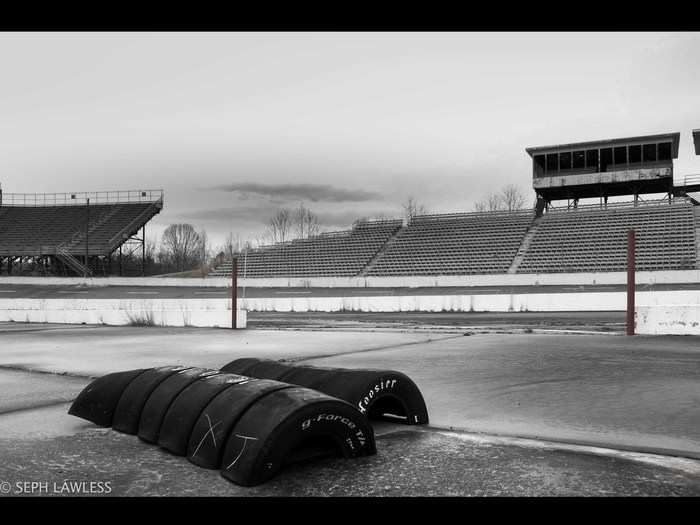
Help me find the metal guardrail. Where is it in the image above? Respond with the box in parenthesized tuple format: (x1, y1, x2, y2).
(0, 189, 163, 207)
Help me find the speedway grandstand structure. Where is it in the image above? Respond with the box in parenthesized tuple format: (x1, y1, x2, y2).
(1, 131, 700, 281)
(0, 189, 163, 276)
(210, 131, 700, 279)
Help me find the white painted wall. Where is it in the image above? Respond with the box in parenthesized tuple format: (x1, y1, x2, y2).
(1, 269, 699, 288)
(636, 305, 700, 335)
(1, 290, 698, 332)
(239, 290, 700, 313)
(0, 298, 247, 329)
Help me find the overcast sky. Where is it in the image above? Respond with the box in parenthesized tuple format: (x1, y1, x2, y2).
(1, 32, 699, 249)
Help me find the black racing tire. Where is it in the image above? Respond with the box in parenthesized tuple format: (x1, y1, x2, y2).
(277, 365, 344, 391)
(241, 360, 294, 380)
(186, 379, 293, 470)
(158, 373, 252, 456)
(219, 358, 261, 376)
(137, 368, 220, 443)
(226, 360, 429, 425)
(220, 386, 376, 487)
(305, 368, 430, 425)
(68, 369, 147, 427)
(221, 358, 294, 380)
(112, 366, 190, 434)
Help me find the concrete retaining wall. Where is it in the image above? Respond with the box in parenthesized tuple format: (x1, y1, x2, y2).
(1, 269, 699, 288)
(240, 290, 700, 314)
(0, 298, 247, 329)
(634, 290, 700, 335)
(240, 291, 622, 312)
(1, 289, 698, 333)
(636, 305, 700, 335)
(241, 269, 700, 288)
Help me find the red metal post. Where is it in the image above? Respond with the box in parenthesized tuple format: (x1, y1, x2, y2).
(626, 229, 635, 336)
(231, 257, 238, 329)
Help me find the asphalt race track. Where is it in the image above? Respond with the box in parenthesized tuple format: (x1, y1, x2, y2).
(1, 282, 699, 299)
(0, 322, 699, 496)
(246, 311, 627, 333)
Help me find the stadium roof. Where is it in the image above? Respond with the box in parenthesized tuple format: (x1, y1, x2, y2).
(693, 129, 700, 155)
(526, 132, 681, 158)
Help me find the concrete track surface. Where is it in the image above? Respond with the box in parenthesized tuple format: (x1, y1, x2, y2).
(0, 321, 699, 496)
(1, 282, 699, 299)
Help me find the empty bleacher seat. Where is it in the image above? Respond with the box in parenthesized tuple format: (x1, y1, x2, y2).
(209, 219, 403, 278)
(516, 200, 697, 273)
(366, 211, 534, 276)
(0, 203, 158, 257)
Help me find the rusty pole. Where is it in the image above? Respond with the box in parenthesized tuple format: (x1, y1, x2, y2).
(626, 229, 635, 336)
(231, 257, 238, 329)
(85, 198, 90, 277)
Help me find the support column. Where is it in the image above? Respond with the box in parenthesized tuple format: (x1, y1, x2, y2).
(626, 229, 636, 336)
(231, 257, 238, 329)
(142, 225, 146, 277)
(85, 198, 90, 277)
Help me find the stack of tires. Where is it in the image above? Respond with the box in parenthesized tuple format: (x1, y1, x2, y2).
(69, 360, 428, 486)
(69, 366, 376, 486)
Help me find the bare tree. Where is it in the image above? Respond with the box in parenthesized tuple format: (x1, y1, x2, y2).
(294, 203, 321, 239)
(474, 185, 528, 212)
(402, 196, 428, 221)
(159, 224, 204, 273)
(500, 184, 527, 211)
(197, 228, 211, 274)
(474, 192, 503, 212)
(266, 208, 293, 244)
(220, 231, 243, 259)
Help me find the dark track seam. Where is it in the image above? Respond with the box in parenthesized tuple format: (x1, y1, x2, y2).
(0, 399, 75, 416)
(0, 364, 98, 380)
(420, 424, 700, 462)
(287, 334, 463, 364)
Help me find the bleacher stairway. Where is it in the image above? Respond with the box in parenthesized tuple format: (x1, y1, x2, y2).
(357, 222, 407, 277)
(507, 216, 542, 274)
(56, 246, 92, 277)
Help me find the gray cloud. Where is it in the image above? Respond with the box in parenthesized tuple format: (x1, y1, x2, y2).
(175, 204, 273, 224)
(170, 202, 400, 233)
(209, 183, 382, 203)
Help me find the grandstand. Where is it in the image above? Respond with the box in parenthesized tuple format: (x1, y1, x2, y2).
(0, 189, 163, 276)
(516, 199, 697, 273)
(211, 130, 700, 279)
(208, 219, 403, 278)
(213, 199, 699, 278)
(366, 211, 533, 276)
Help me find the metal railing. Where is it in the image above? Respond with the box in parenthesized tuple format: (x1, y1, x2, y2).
(0, 189, 164, 207)
(412, 208, 534, 222)
(56, 245, 92, 277)
(546, 197, 688, 213)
